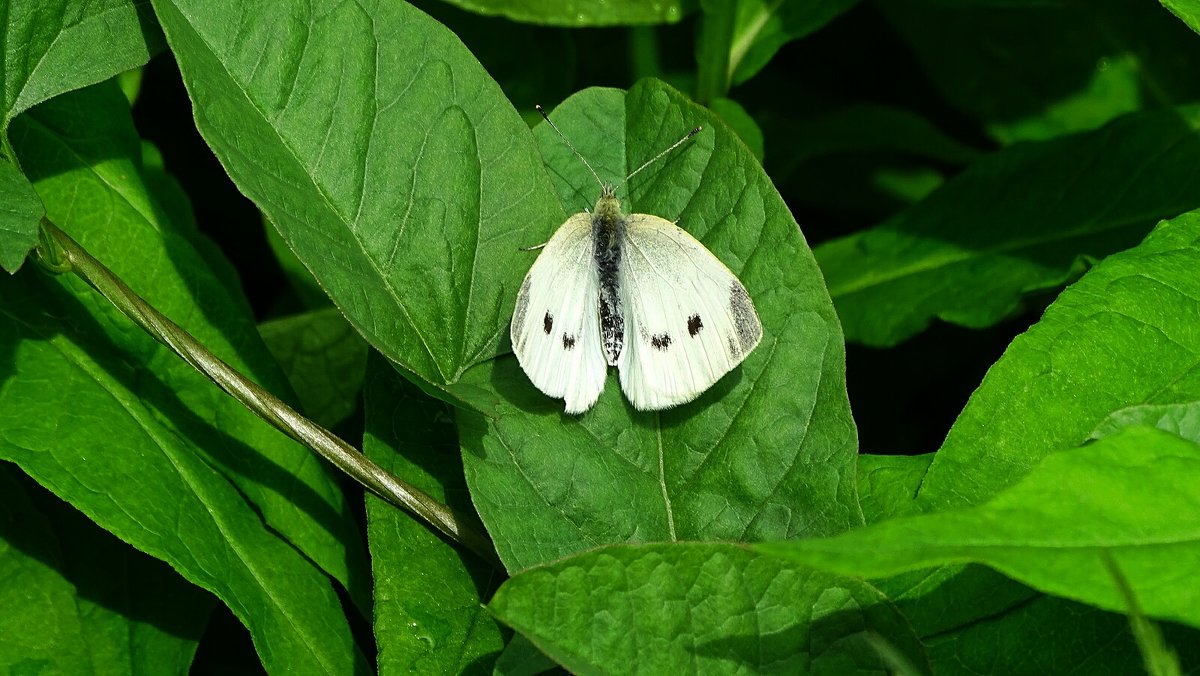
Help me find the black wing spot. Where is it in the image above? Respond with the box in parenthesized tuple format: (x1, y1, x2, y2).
(687, 314, 703, 337)
(562, 333, 576, 349)
(543, 312, 553, 334)
(651, 333, 672, 351)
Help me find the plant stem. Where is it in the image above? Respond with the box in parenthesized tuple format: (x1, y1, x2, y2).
(40, 219, 500, 567)
(695, 0, 736, 104)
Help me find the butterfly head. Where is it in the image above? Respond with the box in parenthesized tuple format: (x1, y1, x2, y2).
(594, 184, 625, 225)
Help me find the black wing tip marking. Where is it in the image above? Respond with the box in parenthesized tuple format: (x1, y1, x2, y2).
(730, 282, 763, 348)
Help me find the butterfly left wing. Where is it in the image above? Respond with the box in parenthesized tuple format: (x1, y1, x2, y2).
(616, 214, 762, 410)
(511, 213, 608, 414)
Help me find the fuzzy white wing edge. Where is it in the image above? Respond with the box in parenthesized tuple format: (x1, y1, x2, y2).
(511, 213, 607, 414)
(616, 214, 762, 410)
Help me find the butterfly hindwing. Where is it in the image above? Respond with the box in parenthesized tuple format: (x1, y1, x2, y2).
(511, 213, 607, 413)
(616, 214, 763, 410)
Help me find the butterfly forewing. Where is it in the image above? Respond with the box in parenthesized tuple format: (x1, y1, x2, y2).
(511, 214, 608, 413)
(615, 214, 763, 410)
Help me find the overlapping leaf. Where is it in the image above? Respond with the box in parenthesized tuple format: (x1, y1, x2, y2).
(920, 209, 1200, 507)
(0, 83, 366, 673)
(150, 0, 564, 408)
(490, 543, 929, 674)
(728, 0, 862, 86)
(0, 466, 212, 673)
(819, 106, 1200, 347)
(881, 0, 1200, 143)
(0, 161, 43, 272)
(259, 308, 368, 429)
(1, 0, 162, 127)
(761, 426, 1200, 630)
(363, 354, 505, 673)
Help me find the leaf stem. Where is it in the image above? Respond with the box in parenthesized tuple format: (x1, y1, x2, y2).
(39, 219, 500, 567)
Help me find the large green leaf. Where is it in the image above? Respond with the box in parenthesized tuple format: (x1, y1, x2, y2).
(920, 209, 1200, 508)
(489, 543, 929, 674)
(0, 83, 366, 673)
(818, 106, 1200, 347)
(9, 82, 366, 607)
(881, 0, 1200, 143)
(0, 159, 43, 273)
(0, 464, 212, 673)
(150, 0, 563, 409)
(0, 270, 365, 673)
(760, 425, 1200, 630)
(854, 446, 1200, 673)
(1, 0, 162, 127)
(458, 81, 860, 572)
(363, 353, 505, 673)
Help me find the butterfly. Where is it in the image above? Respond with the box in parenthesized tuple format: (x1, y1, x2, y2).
(510, 106, 762, 414)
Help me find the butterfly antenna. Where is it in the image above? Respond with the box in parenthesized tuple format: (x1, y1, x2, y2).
(620, 125, 703, 189)
(536, 104, 605, 191)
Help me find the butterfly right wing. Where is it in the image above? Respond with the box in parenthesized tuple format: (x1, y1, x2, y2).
(511, 213, 607, 414)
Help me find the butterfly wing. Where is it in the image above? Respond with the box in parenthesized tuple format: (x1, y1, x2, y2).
(616, 214, 762, 410)
(511, 213, 607, 414)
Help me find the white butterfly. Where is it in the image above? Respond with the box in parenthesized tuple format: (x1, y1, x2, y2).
(511, 107, 762, 414)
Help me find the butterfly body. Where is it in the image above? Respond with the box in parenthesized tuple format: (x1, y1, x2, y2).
(512, 184, 762, 414)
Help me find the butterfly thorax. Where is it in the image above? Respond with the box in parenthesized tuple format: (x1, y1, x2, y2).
(592, 185, 626, 366)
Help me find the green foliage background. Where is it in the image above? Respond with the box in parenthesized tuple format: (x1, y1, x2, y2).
(2, 0, 1199, 673)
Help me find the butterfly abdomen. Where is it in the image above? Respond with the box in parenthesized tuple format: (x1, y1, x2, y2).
(593, 193, 627, 367)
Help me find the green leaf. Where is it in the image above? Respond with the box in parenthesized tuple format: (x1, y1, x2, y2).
(881, 0, 1200, 143)
(493, 634, 558, 676)
(263, 220, 333, 311)
(818, 106, 1200, 347)
(259, 308, 369, 430)
(0, 465, 213, 673)
(0, 271, 366, 673)
(1, 0, 163, 127)
(409, 1, 578, 114)
(924, 594, 1200, 676)
(728, 0, 861, 86)
(759, 426, 1200, 630)
(150, 0, 564, 410)
(920, 208, 1200, 508)
(0, 466, 91, 673)
(458, 81, 860, 572)
(1092, 401, 1200, 442)
(1, 83, 366, 673)
(857, 453, 931, 524)
(1162, 0, 1200, 35)
(0, 159, 44, 273)
(363, 353, 505, 673)
(10, 81, 367, 609)
(489, 543, 929, 674)
(437, 0, 688, 26)
(709, 97, 764, 161)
